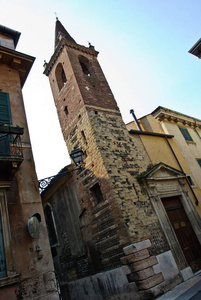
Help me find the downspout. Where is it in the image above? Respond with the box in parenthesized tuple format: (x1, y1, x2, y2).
(194, 119, 201, 140)
(165, 136, 199, 206)
(130, 109, 142, 131)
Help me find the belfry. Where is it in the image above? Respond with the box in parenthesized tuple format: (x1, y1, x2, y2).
(43, 19, 201, 299)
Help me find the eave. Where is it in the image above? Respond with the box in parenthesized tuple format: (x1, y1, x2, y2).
(0, 46, 35, 88)
(151, 106, 201, 129)
(189, 38, 201, 58)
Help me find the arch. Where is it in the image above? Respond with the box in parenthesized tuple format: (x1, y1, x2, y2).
(78, 55, 91, 76)
(55, 63, 67, 91)
(44, 203, 58, 246)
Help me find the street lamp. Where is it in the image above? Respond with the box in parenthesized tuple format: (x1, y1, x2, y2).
(38, 148, 84, 193)
(70, 148, 84, 166)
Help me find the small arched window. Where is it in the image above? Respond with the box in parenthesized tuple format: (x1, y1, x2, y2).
(55, 63, 67, 91)
(80, 62, 90, 76)
(79, 55, 91, 76)
(44, 204, 58, 246)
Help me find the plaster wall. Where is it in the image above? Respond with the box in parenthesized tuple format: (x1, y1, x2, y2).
(0, 60, 58, 297)
(139, 114, 164, 134)
(162, 122, 201, 190)
(126, 121, 139, 131)
(139, 134, 201, 213)
(139, 135, 178, 169)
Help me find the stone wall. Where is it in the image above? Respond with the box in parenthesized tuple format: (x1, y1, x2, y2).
(66, 239, 183, 299)
(46, 39, 171, 273)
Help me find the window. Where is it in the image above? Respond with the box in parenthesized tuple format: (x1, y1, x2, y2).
(55, 63, 67, 91)
(81, 130, 87, 144)
(0, 187, 17, 281)
(78, 55, 91, 76)
(179, 127, 193, 142)
(0, 92, 12, 155)
(90, 183, 104, 203)
(197, 159, 201, 167)
(186, 175, 195, 187)
(64, 106, 68, 116)
(80, 62, 91, 76)
(44, 204, 58, 246)
(0, 92, 12, 126)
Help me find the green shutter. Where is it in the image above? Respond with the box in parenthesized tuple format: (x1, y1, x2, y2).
(179, 127, 193, 142)
(197, 159, 201, 167)
(0, 92, 12, 125)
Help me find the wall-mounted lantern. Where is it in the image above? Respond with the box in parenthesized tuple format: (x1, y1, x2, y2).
(38, 148, 84, 193)
(70, 148, 84, 165)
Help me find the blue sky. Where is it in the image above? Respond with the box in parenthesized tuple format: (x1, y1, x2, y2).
(1, 0, 201, 179)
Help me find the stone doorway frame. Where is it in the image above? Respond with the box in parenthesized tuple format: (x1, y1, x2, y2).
(140, 163, 201, 271)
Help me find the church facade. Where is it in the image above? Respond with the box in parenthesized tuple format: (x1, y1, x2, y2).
(42, 19, 201, 299)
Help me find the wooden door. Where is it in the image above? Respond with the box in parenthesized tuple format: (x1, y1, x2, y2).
(162, 196, 201, 273)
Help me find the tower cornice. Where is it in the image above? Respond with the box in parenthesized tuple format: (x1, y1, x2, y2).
(44, 38, 99, 76)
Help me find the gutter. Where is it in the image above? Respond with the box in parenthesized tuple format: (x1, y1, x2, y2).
(129, 129, 174, 138)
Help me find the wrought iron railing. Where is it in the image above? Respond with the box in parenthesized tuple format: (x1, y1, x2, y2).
(0, 127, 24, 158)
(38, 166, 82, 193)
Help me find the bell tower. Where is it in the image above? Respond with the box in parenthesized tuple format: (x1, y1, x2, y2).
(44, 19, 157, 270)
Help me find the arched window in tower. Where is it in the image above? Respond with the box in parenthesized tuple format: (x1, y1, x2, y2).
(78, 55, 91, 76)
(44, 203, 58, 247)
(55, 62, 67, 91)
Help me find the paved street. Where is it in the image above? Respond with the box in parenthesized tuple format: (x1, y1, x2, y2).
(157, 271, 201, 300)
(176, 281, 201, 300)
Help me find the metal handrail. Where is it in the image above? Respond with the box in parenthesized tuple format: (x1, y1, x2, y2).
(0, 132, 23, 158)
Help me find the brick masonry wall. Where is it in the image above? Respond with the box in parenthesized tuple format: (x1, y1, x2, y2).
(46, 40, 170, 272)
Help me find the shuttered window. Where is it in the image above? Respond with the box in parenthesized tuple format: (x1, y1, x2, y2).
(179, 127, 193, 142)
(197, 159, 201, 167)
(0, 92, 12, 125)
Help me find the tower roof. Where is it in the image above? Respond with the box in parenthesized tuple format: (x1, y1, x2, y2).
(55, 18, 76, 49)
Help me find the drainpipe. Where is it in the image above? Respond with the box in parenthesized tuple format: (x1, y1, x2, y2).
(130, 109, 142, 131)
(194, 119, 201, 140)
(165, 137, 199, 205)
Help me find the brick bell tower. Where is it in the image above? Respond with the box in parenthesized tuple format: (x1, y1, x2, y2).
(44, 19, 160, 271)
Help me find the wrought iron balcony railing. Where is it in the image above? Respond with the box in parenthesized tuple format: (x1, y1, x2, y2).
(0, 126, 24, 159)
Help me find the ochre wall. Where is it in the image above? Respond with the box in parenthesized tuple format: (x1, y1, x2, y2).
(0, 60, 58, 297)
(138, 134, 201, 215)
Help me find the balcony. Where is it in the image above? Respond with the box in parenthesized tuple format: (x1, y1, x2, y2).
(0, 125, 24, 180)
